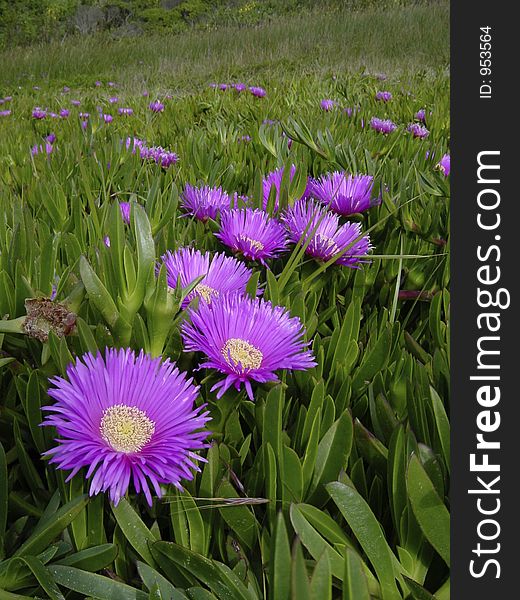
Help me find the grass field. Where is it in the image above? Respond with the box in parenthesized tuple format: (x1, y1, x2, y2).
(0, 3, 450, 599)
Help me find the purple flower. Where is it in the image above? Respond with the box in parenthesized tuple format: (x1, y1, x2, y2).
(0, 110, 11, 117)
(370, 117, 397, 134)
(437, 154, 450, 177)
(415, 109, 426, 122)
(262, 165, 308, 212)
(142, 90, 149, 97)
(407, 123, 429, 139)
(104, 236, 111, 248)
(119, 202, 131, 224)
(182, 294, 316, 400)
(109, 96, 119, 104)
(108, 81, 116, 88)
(234, 83, 247, 92)
(32, 108, 47, 119)
(249, 86, 266, 98)
(161, 248, 253, 309)
(149, 101, 164, 113)
(308, 171, 375, 216)
(62, 86, 70, 93)
(103, 114, 113, 123)
(125, 137, 145, 153)
(79, 112, 90, 120)
(60, 108, 70, 118)
(376, 91, 392, 102)
(215, 208, 288, 264)
(262, 119, 278, 126)
(71, 100, 81, 107)
(219, 83, 228, 91)
(320, 99, 336, 111)
(41, 348, 210, 506)
(118, 107, 134, 116)
(46, 133, 56, 144)
(49, 112, 60, 119)
(81, 121, 88, 130)
(282, 198, 372, 268)
(31, 143, 54, 156)
(238, 135, 252, 143)
(95, 81, 102, 87)
(138, 145, 178, 168)
(181, 184, 235, 222)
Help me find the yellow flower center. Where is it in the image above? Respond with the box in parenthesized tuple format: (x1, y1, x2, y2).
(222, 338, 263, 371)
(194, 283, 219, 303)
(100, 404, 155, 453)
(238, 235, 264, 251)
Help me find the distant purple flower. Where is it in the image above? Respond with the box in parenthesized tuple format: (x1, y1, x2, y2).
(437, 154, 450, 177)
(4, 96, 12, 102)
(109, 96, 119, 104)
(249, 86, 266, 98)
(138, 145, 178, 168)
(71, 100, 81, 107)
(104, 236, 111, 248)
(32, 108, 47, 119)
(31, 143, 54, 156)
(216, 208, 288, 264)
(119, 202, 131, 224)
(407, 123, 429, 139)
(344, 107, 353, 117)
(234, 83, 247, 92)
(282, 198, 372, 268)
(103, 114, 113, 123)
(62, 86, 70, 93)
(209, 83, 218, 89)
(149, 101, 164, 113)
(95, 81, 102, 87)
(238, 135, 252, 143)
(219, 83, 228, 91)
(41, 348, 210, 506)
(125, 137, 145, 153)
(181, 184, 235, 222)
(49, 112, 59, 119)
(320, 99, 336, 111)
(376, 91, 392, 102)
(142, 90, 149, 97)
(262, 119, 278, 126)
(79, 112, 89, 120)
(0, 110, 11, 117)
(60, 108, 70, 118)
(46, 133, 56, 144)
(415, 109, 426, 122)
(108, 82, 116, 88)
(308, 171, 375, 216)
(118, 107, 134, 116)
(81, 121, 88, 130)
(370, 117, 397, 134)
(182, 294, 316, 400)
(161, 248, 253, 309)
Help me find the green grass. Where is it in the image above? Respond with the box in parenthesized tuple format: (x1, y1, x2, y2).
(0, 3, 449, 91)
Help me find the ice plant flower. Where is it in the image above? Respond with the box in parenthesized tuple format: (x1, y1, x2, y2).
(407, 123, 429, 139)
(282, 198, 372, 268)
(103, 114, 113, 123)
(415, 108, 426, 122)
(31, 142, 54, 156)
(149, 101, 164, 113)
(118, 107, 133, 116)
(181, 184, 235, 221)
(182, 294, 316, 400)
(109, 96, 119, 104)
(41, 348, 210, 506)
(249, 86, 266, 98)
(308, 171, 376, 216)
(216, 208, 288, 264)
(234, 83, 247, 92)
(370, 117, 397, 134)
(138, 145, 178, 168)
(0, 110, 11, 117)
(161, 248, 253, 309)
(262, 165, 308, 212)
(45, 133, 56, 144)
(219, 83, 228, 91)
(59, 108, 70, 118)
(119, 202, 131, 224)
(71, 99, 81, 107)
(320, 99, 336, 111)
(376, 91, 392, 102)
(32, 108, 47, 119)
(437, 153, 451, 176)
